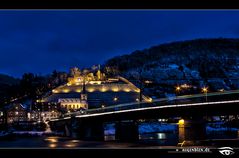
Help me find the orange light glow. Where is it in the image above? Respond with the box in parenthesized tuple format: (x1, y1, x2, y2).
(178, 119, 184, 125)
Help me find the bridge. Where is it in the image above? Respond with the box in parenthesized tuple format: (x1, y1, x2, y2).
(49, 90, 239, 143)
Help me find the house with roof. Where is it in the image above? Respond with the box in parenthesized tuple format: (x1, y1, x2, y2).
(5, 103, 28, 124)
(0, 108, 6, 128)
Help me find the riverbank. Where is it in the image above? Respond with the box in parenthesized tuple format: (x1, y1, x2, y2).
(12, 131, 64, 136)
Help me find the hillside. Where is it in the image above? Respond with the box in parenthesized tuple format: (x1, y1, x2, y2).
(104, 38, 239, 96)
(0, 74, 20, 103)
(0, 74, 19, 86)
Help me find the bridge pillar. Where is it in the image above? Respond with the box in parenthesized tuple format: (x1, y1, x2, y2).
(64, 124, 72, 137)
(115, 120, 139, 142)
(49, 119, 72, 136)
(78, 120, 104, 141)
(178, 117, 206, 146)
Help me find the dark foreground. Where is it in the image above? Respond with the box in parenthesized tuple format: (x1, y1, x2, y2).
(1, 134, 239, 158)
(0, 134, 239, 148)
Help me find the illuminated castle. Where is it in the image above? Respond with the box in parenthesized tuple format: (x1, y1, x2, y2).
(41, 66, 151, 111)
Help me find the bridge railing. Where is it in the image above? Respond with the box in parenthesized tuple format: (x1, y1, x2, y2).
(65, 90, 239, 117)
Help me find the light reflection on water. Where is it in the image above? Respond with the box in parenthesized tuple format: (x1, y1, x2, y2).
(139, 133, 167, 140)
(157, 133, 166, 139)
(104, 133, 167, 141)
(49, 143, 57, 148)
(43, 133, 176, 148)
(44, 137, 58, 143)
(104, 135, 115, 141)
(64, 143, 77, 148)
(104, 132, 176, 146)
(0, 130, 238, 148)
(71, 140, 80, 143)
(1, 121, 239, 148)
(44, 137, 80, 148)
(138, 133, 178, 146)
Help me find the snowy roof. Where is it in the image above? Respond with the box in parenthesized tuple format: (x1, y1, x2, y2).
(4, 103, 28, 111)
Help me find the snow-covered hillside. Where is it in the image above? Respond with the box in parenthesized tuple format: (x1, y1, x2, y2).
(105, 38, 239, 96)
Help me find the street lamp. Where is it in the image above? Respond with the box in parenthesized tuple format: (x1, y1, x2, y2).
(175, 86, 181, 104)
(202, 87, 208, 102)
(176, 86, 181, 92)
(175, 86, 181, 96)
(113, 97, 118, 102)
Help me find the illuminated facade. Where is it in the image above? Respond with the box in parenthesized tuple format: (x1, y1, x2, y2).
(27, 111, 61, 122)
(58, 98, 88, 110)
(41, 67, 151, 110)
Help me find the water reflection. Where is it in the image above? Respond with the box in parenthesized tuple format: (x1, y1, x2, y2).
(49, 144, 57, 148)
(44, 137, 80, 148)
(0, 122, 239, 148)
(44, 137, 58, 143)
(65, 143, 77, 148)
(157, 133, 166, 139)
(71, 140, 80, 143)
(104, 135, 115, 141)
(105, 133, 167, 141)
(138, 132, 178, 146)
(104, 132, 176, 146)
(139, 133, 167, 140)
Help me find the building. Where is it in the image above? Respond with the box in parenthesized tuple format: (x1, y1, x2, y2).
(30, 101, 62, 121)
(58, 98, 87, 111)
(40, 67, 152, 112)
(4, 102, 61, 124)
(27, 110, 61, 122)
(32, 101, 60, 112)
(6, 103, 28, 124)
(0, 110, 5, 126)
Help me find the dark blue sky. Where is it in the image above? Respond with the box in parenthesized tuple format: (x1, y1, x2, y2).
(1, 10, 239, 78)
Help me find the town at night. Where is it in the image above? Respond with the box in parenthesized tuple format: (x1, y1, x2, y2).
(1, 10, 239, 156)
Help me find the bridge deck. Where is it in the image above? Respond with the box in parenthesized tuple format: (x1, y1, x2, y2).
(50, 90, 239, 122)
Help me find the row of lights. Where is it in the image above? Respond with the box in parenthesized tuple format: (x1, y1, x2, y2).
(101, 96, 142, 108)
(52, 88, 136, 93)
(67, 81, 102, 86)
(175, 85, 208, 102)
(100, 97, 119, 108)
(175, 85, 208, 93)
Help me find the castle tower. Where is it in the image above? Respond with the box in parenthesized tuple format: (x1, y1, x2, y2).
(96, 70, 101, 80)
(81, 77, 88, 109)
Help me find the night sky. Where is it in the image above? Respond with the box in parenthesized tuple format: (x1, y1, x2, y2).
(1, 10, 239, 78)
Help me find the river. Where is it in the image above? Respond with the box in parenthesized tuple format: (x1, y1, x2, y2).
(1, 122, 239, 148)
(0, 131, 238, 148)
(0, 135, 172, 148)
